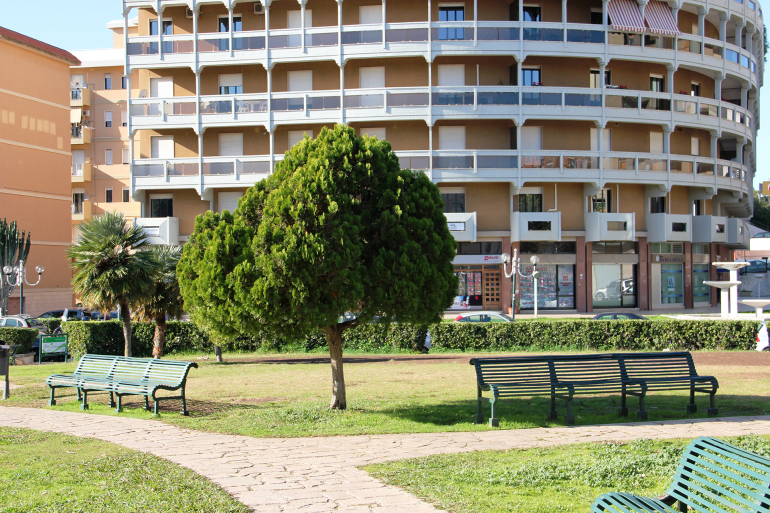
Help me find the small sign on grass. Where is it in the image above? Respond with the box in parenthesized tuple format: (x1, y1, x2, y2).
(39, 334, 68, 364)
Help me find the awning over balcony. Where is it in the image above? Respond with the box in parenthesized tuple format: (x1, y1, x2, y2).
(608, 0, 646, 32)
(644, 0, 681, 35)
(70, 107, 82, 124)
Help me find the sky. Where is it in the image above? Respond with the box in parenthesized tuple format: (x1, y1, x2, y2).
(0, 0, 767, 189)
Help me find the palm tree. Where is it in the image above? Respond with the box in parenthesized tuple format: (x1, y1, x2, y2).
(67, 212, 156, 357)
(135, 245, 185, 358)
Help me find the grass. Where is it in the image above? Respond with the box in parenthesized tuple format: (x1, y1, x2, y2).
(364, 435, 770, 513)
(3, 351, 769, 438)
(0, 428, 249, 513)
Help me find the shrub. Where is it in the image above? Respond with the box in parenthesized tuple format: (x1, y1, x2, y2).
(0, 328, 39, 353)
(37, 319, 62, 333)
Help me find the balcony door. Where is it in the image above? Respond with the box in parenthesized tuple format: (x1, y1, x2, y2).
(219, 133, 244, 156)
(288, 70, 313, 92)
(359, 5, 382, 24)
(289, 130, 313, 148)
(287, 9, 313, 28)
(151, 136, 174, 159)
(150, 77, 173, 98)
(360, 67, 385, 107)
(439, 126, 466, 150)
(72, 150, 85, 175)
(438, 64, 465, 86)
(218, 192, 243, 214)
(590, 128, 611, 151)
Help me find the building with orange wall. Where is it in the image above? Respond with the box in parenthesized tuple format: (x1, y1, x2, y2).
(0, 27, 80, 315)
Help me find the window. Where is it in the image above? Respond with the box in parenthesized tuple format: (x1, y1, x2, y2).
(438, 126, 466, 150)
(692, 199, 703, 216)
(105, 187, 113, 203)
(219, 74, 243, 95)
(457, 242, 503, 254)
(441, 192, 465, 213)
(122, 188, 130, 203)
(121, 110, 127, 127)
(150, 135, 174, 159)
(288, 130, 313, 148)
(150, 195, 173, 218)
(438, 5, 465, 40)
(104, 74, 112, 90)
(590, 10, 603, 24)
(522, 4, 541, 21)
(691, 137, 701, 156)
(287, 70, 313, 92)
(593, 264, 636, 308)
(360, 127, 386, 139)
(359, 5, 382, 24)
(218, 16, 242, 32)
(590, 128, 611, 152)
(592, 242, 637, 254)
(650, 196, 666, 214)
(72, 192, 85, 214)
(149, 19, 173, 35)
(105, 148, 113, 165)
(287, 10, 312, 28)
(650, 75, 665, 92)
(520, 127, 542, 150)
(589, 69, 611, 88)
(150, 77, 173, 98)
(691, 82, 701, 97)
(438, 64, 465, 86)
(105, 111, 112, 128)
(219, 133, 244, 156)
(122, 148, 130, 164)
(520, 241, 576, 254)
(590, 188, 612, 213)
(650, 242, 683, 254)
(521, 68, 541, 86)
(650, 131, 664, 153)
(121, 76, 127, 89)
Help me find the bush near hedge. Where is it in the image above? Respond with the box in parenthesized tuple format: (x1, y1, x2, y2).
(0, 328, 40, 353)
(59, 319, 757, 359)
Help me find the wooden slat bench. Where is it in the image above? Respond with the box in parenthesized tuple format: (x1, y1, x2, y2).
(46, 354, 198, 415)
(469, 352, 718, 427)
(591, 436, 770, 513)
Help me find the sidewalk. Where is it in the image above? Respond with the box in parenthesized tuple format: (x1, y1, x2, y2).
(2, 407, 770, 512)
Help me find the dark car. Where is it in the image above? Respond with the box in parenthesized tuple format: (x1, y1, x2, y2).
(592, 313, 648, 320)
(38, 308, 92, 321)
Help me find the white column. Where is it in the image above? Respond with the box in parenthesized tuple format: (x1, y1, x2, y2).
(741, 84, 750, 108)
(715, 73, 723, 100)
(735, 21, 744, 48)
(339, 64, 345, 124)
(663, 128, 671, 153)
(666, 64, 675, 93)
(198, 132, 204, 194)
(381, 0, 386, 48)
(737, 140, 745, 164)
(729, 269, 739, 318)
(602, 0, 608, 25)
(697, 8, 706, 36)
(157, 6, 164, 60)
(473, 0, 478, 46)
(719, 14, 728, 43)
(562, 0, 567, 46)
(265, 0, 271, 71)
(269, 130, 275, 172)
(428, 124, 433, 177)
(300, 0, 308, 52)
(267, 66, 273, 131)
(228, 7, 234, 56)
(710, 132, 719, 158)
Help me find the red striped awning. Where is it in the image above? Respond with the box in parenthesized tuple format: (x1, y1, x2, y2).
(644, 0, 681, 35)
(608, 0, 646, 32)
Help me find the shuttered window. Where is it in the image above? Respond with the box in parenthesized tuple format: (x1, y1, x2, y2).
(439, 126, 466, 150)
(219, 133, 244, 156)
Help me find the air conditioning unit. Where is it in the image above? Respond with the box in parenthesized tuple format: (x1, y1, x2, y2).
(82, 109, 91, 117)
(254, 1, 264, 14)
(186, 8, 194, 18)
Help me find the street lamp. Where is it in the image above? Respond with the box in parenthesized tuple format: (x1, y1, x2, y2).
(3, 260, 44, 315)
(502, 250, 541, 319)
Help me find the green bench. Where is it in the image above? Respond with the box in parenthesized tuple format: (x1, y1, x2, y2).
(591, 436, 770, 513)
(46, 354, 198, 415)
(469, 352, 718, 427)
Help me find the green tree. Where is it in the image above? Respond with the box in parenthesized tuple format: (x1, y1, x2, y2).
(0, 219, 31, 315)
(135, 245, 185, 359)
(179, 124, 457, 409)
(67, 212, 156, 356)
(752, 190, 770, 230)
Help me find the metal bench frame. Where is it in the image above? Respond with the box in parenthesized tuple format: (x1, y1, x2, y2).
(470, 352, 718, 427)
(46, 354, 198, 416)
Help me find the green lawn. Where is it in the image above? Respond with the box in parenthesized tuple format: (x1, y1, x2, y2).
(3, 351, 769, 438)
(0, 428, 249, 513)
(364, 435, 770, 513)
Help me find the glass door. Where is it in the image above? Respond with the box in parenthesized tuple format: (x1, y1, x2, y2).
(661, 264, 684, 304)
(693, 264, 710, 304)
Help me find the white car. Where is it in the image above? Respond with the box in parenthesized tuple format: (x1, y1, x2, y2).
(757, 321, 769, 351)
(454, 312, 514, 323)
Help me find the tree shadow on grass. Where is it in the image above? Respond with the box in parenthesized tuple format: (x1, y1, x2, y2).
(217, 355, 467, 366)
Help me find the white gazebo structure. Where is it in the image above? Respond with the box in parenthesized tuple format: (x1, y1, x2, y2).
(705, 262, 749, 318)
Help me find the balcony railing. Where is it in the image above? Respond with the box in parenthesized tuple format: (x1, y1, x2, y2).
(585, 212, 635, 242)
(444, 212, 477, 242)
(646, 213, 693, 243)
(692, 215, 728, 244)
(511, 211, 562, 241)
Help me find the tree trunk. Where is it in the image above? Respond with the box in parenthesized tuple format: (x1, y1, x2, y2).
(152, 313, 166, 359)
(323, 325, 346, 410)
(214, 345, 223, 362)
(120, 300, 132, 357)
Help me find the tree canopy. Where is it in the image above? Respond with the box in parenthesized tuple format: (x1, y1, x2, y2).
(178, 124, 458, 408)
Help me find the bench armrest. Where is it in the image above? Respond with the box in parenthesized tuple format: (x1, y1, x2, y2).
(657, 495, 676, 506)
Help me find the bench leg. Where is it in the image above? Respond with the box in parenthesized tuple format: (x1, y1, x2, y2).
(687, 387, 697, 414)
(547, 395, 558, 421)
(489, 398, 499, 428)
(637, 394, 647, 421)
(564, 398, 575, 425)
(181, 388, 189, 416)
(115, 394, 122, 413)
(619, 392, 628, 418)
(77, 388, 82, 401)
(108, 392, 115, 408)
(154, 399, 159, 416)
(707, 393, 718, 417)
(80, 390, 89, 411)
(144, 395, 151, 412)
(474, 387, 484, 424)
(48, 387, 56, 407)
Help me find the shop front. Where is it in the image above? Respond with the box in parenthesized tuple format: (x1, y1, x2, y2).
(590, 242, 638, 309)
(451, 242, 505, 311)
(650, 243, 687, 309)
(518, 241, 577, 310)
(692, 243, 711, 306)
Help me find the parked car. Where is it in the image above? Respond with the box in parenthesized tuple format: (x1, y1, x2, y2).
(757, 321, 769, 351)
(454, 312, 514, 323)
(593, 279, 634, 301)
(0, 315, 49, 359)
(592, 313, 649, 321)
(38, 308, 92, 321)
(738, 260, 768, 275)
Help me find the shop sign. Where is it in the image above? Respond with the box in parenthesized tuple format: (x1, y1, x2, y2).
(447, 222, 466, 231)
(453, 255, 502, 264)
(144, 227, 160, 236)
(654, 254, 685, 263)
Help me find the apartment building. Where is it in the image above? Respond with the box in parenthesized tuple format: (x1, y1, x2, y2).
(121, 0, 762, 313)
(0, 27, 79, 314)
(70, 19, 142, 242)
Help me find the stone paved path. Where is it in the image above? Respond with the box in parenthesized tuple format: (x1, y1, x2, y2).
(3, 408, 770, 512)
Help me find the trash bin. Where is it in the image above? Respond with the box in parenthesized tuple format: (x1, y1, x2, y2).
(0, 345, 9, 400)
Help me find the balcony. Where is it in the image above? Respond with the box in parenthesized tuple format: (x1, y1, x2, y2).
(585, 212, 635, 242)
(71, 125, 93, 145)
(70, 87, 90, 107)
(132, 156, 272, 192)
(511, 212, 561, 242)
(692, 215, 728, 244)
(135, 217, 180, 245)
(71, 201, 92, 222)
(444, 212, 476, 242)
(726, 218, 750, 248)
(646, 213, 692, 243)
(71, 161, 92, 183)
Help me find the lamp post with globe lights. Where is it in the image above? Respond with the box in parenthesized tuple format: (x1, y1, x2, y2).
(3, 260, 44, 315)
(501, 250, 541, 319)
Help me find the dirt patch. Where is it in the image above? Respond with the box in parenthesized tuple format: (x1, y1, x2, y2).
(691, 352, 770, 367)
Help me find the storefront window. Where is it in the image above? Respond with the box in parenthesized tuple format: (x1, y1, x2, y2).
(693, 264, 710, 303)
(519, 241, 576, 254)
(661, 264, 684, 304)
(592, 264, 636, 308)
(453, 266, 483, 308)
(457, 242, 503, 255)
(593, 242, 636, 254)
(519, 264, 574, 309)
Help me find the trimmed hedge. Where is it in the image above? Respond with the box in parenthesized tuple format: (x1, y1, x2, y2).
(37, 319, 62, 333)
(0, 328, 39, 353)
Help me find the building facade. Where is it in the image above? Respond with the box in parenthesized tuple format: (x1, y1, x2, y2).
(121, 0, 762, 313)
(70, 19, 142, 243)
(0, 27, 80, 315)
